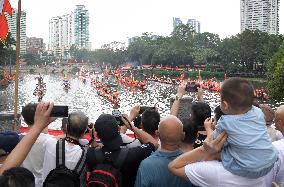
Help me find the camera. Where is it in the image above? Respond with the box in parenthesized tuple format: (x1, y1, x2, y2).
(139, 106, 156, 114)
(50, 105, 68, 117)
(186, 82, 200, 92)
(112, 109, 124, 126)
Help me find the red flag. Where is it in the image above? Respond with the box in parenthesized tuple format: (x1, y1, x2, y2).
(0, 0, 13, 43)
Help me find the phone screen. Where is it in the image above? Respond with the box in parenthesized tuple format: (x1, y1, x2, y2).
(186, 82, 200, 92)
(50, 106, 69, 117)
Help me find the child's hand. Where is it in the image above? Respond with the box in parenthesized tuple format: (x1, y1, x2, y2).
(204, 118, 214, 131)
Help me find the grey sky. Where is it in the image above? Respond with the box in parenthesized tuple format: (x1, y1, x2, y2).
(9, 0, 284, 49)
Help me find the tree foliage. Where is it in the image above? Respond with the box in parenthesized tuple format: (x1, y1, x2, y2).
(0, 33, 16, 66)
(267, 42, 284, 101)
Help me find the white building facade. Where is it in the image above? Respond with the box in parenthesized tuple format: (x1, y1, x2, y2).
(187, 19, 201, 33)
(5, 8, 27, 55)
(48, 5, 90, 57)
(240, 0, 279, 34)
(173, 17, 201, 33)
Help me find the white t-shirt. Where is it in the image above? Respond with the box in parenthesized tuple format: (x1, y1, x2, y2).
(185, 160, 264, 187)
(276, 130, 284, 141)
(120, 133, 142, 148)
(264, 139, 284, 187)
(21, 133, 53, 187)
(42, 137, 83, 182)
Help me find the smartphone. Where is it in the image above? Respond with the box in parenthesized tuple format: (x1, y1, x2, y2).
(112, 109, 124, 126)
(186, 82, 200, 92)
(139, 106, 156, 114)
(50, 106, 69, 117)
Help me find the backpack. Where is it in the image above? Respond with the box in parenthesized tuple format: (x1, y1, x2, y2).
(87, 148, 129, 187)
(43, 139, 87, 187)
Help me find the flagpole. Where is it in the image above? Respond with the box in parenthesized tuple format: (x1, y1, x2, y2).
(14, 0, 21, 130)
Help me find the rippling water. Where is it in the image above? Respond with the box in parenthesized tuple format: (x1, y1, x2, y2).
(2, 74, 282, 129)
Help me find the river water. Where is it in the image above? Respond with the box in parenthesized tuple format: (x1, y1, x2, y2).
(0, 74, 282, 129)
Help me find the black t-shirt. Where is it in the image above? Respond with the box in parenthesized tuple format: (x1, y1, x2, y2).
(86, 143, 155, 187)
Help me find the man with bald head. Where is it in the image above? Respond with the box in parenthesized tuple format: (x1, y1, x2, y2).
(134, 115, 193, 187)
(264, 105, 284, 186)
(275, 105, 284, 137)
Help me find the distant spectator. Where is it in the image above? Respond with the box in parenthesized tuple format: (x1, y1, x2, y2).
(135, 115, 193, 187)
(21, 102, 53, 187)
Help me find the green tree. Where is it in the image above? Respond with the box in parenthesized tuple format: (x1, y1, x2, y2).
(267, 42, 284, 101)
(0, 33, 16, 66)
(22, 53, 44, 65)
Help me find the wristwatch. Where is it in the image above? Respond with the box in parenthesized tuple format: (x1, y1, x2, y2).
(175, 95, 182, 101)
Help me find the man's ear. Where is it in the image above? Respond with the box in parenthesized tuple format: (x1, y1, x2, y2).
(155, 130, 159, 138)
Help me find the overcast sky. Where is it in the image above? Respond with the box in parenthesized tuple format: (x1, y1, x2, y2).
(9, 0, 284, 49)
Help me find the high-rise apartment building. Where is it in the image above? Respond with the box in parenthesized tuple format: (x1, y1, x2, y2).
(173, 17, 201, 33)
(5, 9, 27, 55)
(74, 5, 90, 49)
(240, 0, 280, 34)
(48, 5, 90, 57)
(187, 19, 201, 33)
(173, 17, 182, 28)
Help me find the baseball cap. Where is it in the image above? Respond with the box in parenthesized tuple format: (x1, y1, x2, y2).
(95, 114, 123, 149)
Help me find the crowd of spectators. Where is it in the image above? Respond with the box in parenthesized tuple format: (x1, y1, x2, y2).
(0, 77, 284, 187)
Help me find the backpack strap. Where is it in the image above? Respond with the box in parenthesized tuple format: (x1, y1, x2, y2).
(74, 147, 87, 174)
(56, 139, 65, 167)
(114, 148, 129, 169)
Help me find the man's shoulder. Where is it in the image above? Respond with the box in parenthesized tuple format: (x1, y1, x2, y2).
(273, 139, 284, 150)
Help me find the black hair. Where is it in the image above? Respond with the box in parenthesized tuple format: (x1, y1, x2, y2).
(67, 111, 88, 138)
(21, 103, 38, 126)
(61, 117, 68, 134)
(181, 118, 198, 144)
(141, 109, 160, 136)
(214, 105, 225, 122)
(191, 102, 211, 127)
(0, 167, 35, 187)
(221, 77, 254, 111)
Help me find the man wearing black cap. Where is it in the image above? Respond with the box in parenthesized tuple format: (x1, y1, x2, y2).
(86, 114, 158, 187)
